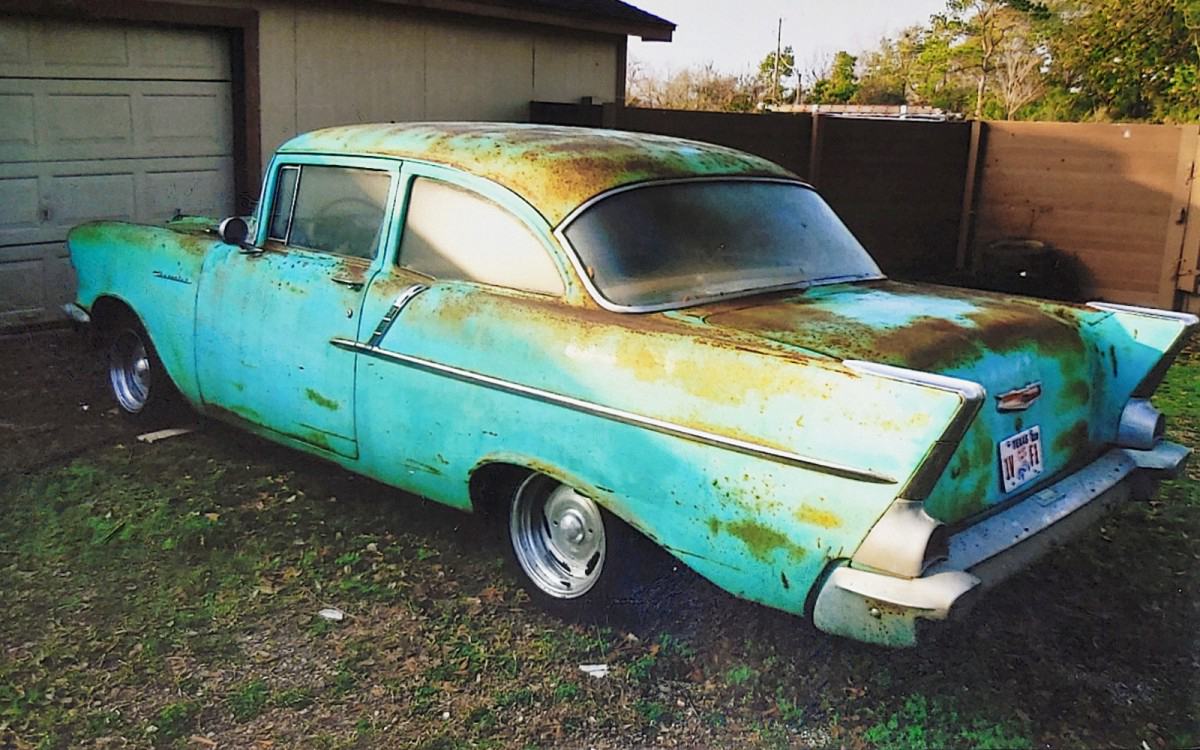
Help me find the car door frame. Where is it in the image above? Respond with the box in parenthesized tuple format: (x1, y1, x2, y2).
(194, 154, 404, 458)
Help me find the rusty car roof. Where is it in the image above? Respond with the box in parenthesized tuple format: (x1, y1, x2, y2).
(276, 122, 795, 225)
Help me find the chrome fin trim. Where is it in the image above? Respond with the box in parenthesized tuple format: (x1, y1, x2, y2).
(332, 337, 896, 484)
(1086, 301, 1199, 326)
(367, 284, 429, 346)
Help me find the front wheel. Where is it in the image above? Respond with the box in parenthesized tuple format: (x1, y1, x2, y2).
(105, 314, 178, 421)
(505, 473, 629, 617)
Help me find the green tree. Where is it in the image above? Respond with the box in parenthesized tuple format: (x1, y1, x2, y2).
(855, 24, 974, 110)
(807, 51, 861, 104)
(757, 45, 796, 104)
(1047, 0, 1200, 121)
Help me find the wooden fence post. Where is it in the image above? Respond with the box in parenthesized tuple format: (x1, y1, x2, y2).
(1161, 124, 1200, 309)
(1171, 125, 1200, 305)
(807, 111, 823, 188)
(955, 120, 985, 271)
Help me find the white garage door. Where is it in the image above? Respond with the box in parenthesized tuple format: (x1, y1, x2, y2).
(0, 17, 234, 326)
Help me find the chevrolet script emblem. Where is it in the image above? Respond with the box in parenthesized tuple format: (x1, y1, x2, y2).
(996, 382, 1042, 412)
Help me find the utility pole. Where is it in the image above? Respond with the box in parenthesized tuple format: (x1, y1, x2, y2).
(772, 18, 782, 105)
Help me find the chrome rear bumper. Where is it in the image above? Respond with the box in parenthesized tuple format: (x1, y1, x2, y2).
(811, 441, 1190, 647)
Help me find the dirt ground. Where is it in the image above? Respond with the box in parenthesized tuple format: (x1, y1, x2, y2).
(2, 326, 1198, 749)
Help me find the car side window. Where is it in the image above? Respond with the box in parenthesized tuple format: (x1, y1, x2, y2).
(398, 177, 564, 295)
(265, 165, 392, 260)
(266, 166, 299, 241)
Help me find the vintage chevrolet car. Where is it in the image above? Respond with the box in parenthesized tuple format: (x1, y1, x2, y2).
(65, 123, 1195, 647)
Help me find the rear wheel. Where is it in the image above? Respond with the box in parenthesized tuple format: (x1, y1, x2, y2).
(104, 313, 178, 421)
(505, 473, 629, 617)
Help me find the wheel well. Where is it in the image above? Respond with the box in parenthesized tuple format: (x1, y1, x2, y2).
(86, 295, 136, 345)
(468, 462, 532, 520)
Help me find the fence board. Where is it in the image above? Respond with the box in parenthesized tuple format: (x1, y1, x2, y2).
(530, 103, 1194, 309)
(974, 122, 1185, 306)
(816, 117, 972, 275)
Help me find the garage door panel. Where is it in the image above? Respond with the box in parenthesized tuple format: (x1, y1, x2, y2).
(0, 253, 46, 323)
(0, 21, 30, 64)
(0, 176, 41, 231)
(53, 173, 137, 226)
(43, 24, 131, 69)
(0, 16, 230, 81)
(0, 94, 35, 149)
(0, 245, 74, 326)
(143, 91, 232, 152)
(135, 26, 230, 78)
(47, 93, 135, 150)
(142, 165, 233, 220)
(0, 80, 232, 163)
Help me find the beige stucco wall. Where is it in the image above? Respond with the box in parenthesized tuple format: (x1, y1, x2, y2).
(157, 0, 623, 166)
(252, 2, 620, 167)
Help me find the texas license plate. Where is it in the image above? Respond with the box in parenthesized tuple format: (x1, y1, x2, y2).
(999, 425, 1044, 493)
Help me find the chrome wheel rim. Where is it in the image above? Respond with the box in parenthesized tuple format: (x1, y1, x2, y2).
(510, 475, 606, 599)
(108, 328, 151, 413)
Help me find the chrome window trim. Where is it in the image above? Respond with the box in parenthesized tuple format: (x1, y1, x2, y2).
(267, 162, 396, 260)
(267, 164, 300, 243)
(331, 336, 897, 484)
(552, 176, 887, 314)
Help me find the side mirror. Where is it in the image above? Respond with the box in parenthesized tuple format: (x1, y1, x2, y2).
(218, 216, 250, 247)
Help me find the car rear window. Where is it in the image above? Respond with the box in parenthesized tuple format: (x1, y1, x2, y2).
(561, 180, 882, 310)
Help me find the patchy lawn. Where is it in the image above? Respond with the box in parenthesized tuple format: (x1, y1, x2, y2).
(1, 328, 1197, 749)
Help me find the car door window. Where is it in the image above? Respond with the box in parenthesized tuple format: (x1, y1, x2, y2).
(398, 177, 563, 295)
(266, 165, 392, 260)
(267, 165, 299, 241)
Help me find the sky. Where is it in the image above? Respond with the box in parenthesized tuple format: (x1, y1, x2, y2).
(627, 0, 950, 79)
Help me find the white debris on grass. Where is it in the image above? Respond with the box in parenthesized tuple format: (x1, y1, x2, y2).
(136, 427, 196, 444)
(317, 607, 345, 622)
(579, 664, 609, 678)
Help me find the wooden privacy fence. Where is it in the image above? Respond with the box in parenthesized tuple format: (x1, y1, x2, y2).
(531, 101, 1200, 312)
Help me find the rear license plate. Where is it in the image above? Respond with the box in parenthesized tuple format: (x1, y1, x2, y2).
(999, 425, 1044, 493)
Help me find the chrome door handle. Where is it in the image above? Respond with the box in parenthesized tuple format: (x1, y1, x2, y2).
(331, 274, 364, 290)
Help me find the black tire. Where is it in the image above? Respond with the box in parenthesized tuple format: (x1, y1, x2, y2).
(503, 472, 647, 620)
(103, 311, 180, 422)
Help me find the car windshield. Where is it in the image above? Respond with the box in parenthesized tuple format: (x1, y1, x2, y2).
(561, 180, 883, 309)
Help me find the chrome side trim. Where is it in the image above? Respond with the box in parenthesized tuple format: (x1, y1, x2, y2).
(843, 361, 986, 501)
(551, 177, 886, 314)
(367, 284, 428, 346)
(1087, 301, 1199, 326)
(332, 337, 896, 483)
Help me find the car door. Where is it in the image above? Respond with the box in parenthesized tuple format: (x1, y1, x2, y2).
(347, 164, 570, 497)
(195, 156, 399, 458)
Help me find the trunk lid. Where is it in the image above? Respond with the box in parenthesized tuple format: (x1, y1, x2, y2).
(696, 281, 1116, 524)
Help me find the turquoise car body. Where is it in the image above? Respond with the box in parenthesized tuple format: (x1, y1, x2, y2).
(66, 123, 1195, 646)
